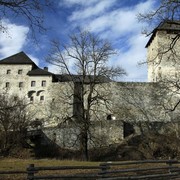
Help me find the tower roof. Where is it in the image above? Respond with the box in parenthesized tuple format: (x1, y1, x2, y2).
(0, 51, 37, 65)
(145, 20, 180, 48)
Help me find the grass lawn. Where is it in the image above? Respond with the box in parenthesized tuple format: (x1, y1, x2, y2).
(0, 158, 100, 180)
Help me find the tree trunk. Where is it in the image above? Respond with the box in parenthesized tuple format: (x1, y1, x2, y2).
(80, 129, 89, 161)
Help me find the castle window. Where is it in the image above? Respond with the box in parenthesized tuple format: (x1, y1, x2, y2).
(157, 66, 162, 80)
(40, 96, 44, 101)
(107, 114, 112, 120)
(7, 69, 11, 74)
(30, 96, 34, 102)
(175, 72, 178, 78)
(18, 69, 23, 74)
(14, 96, 18, 101)
(31, 81, 36, 87)
(41, 80, 46, 87)
(5, 82, 10, 88)
(19, 82, 23, 88)
(107, 114, 116, 120)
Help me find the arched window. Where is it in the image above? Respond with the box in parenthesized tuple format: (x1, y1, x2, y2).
(107, 114, 116, 120)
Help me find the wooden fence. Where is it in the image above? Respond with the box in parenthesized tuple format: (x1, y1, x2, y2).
(1, 160, 180, 179)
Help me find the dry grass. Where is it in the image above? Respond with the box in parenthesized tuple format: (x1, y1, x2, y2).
(0, 158, 100, 180)
(0, 158, 177, 180)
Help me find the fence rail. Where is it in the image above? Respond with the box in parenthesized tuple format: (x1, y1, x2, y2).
(1, 160, 180, 179)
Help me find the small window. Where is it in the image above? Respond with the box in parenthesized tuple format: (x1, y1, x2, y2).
(19, 82, 23, 88)
(14, 96, 18, 101)
(175, 72, 178, 78)
(40, 96, 44, 101)
(18, 69, 23, 74)
(7, 70, 11, 74)
(31, 81, 36, 87)
(107, 114, 116, 120)
(5, 82, 10, 88)
(107, 114, 112, 120)
(42, 80, 46, 87)
(30, 96, 34, 102)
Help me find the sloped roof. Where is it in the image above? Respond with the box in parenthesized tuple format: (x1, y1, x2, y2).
(55, 74, 111, 83)
(0, 51, 36, 65)
(0, 51, 54, 76)
(145, 20, 180, 48)
(27, 67, 54, 76)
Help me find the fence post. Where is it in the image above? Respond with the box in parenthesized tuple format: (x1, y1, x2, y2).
(99, 163, 110, 178)
(167, 160, 173, 174)
(27, 164, 35, 180)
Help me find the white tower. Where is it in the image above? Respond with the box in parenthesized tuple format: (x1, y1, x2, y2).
(146, 20, 180, 82)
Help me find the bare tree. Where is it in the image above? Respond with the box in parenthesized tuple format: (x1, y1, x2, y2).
(138, 0, 180, 114)
(113, 83, 168, 134)
(0, 0, 53, 39)
(113, 82, 180, 159)
(46, 29, 126, 160)
(138, 0, 180, 66)
(0, 93, 33, 156)
(138, 0, 180, 34)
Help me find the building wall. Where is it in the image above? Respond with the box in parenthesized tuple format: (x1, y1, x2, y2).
(1, 21, 180, 148)
(42, 119, 123, 149)
(28, 75, 53, 103)
(0, 62, 174, 148)
(0, 64, 32, 98)
(147, 30, 180, 82)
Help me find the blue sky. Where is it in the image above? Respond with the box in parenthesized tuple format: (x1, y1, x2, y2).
(0, 0, 157, 81)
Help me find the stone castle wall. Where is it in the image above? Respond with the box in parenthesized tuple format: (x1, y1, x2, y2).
(1, 21, 180, 149)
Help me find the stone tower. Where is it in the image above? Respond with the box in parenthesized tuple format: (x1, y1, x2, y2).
(146, 20, 180, 82)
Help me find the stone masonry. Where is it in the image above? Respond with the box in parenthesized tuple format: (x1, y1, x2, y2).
(0, 20, 180, 149)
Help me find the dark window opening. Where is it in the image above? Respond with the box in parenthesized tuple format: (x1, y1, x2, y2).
(107, 114, 115, 120)
(40, 96, 44, 101)
(19, 82, 23, 88)
(14, 96, 18, 101)
(123, 122, 135, 138)
(18, 69, 23, 74)
(107, 114, 112, 120)
(5, 82, 10, 88)
(7, 69, 11, 74)
(30, 96, 34, 102)
(42, 80, 46, 87)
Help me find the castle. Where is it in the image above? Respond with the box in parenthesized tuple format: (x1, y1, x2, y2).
(0, 20, 179, 148)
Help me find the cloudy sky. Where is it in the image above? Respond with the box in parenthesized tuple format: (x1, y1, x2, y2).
(0, 0, 158, 81)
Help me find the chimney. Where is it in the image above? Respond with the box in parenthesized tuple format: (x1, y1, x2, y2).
(44, 67, 48, 71)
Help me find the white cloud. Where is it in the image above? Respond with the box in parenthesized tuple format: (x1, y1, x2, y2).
(113, 34, 148, 81)
(61, 0, 98, 7)
(0, 19, 29, 58)
(61, 0, 156, 81)
(86, 0, 155, 37)
(69, 0, 117, 21)
(47, 64, 60, 74)
(28, 54, 40, 66)
(78, 0, 155, 81)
